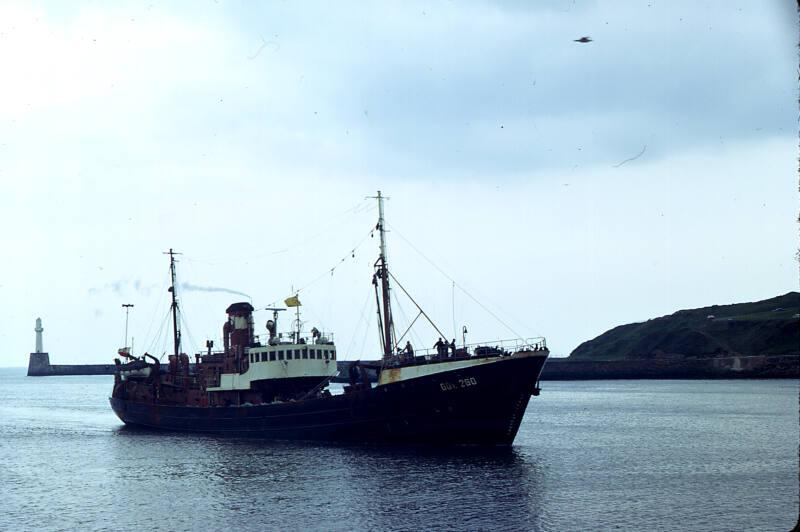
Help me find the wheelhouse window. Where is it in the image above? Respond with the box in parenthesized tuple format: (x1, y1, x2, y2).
(317, 351, 323, 360)
(302, 349, 308, 359)
(278, 351, 284, 361)
(269, 352, 276, 361)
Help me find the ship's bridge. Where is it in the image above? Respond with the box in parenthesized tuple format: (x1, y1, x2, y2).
(205, 335, 338, 392)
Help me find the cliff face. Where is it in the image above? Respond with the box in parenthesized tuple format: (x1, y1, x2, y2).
(569, 292, 800, 361)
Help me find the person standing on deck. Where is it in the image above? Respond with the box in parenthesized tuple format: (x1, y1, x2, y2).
(404, 341, 414, 360)
(434, 338, 445, 359)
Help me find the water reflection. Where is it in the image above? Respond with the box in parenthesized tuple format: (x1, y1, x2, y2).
(108, 425, 547, 530)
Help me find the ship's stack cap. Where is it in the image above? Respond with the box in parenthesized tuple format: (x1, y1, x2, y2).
(226, 302, 254, 315)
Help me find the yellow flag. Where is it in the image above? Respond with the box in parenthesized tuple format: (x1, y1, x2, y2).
(284, 295, 301, 307)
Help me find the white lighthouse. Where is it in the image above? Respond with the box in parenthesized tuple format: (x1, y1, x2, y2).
(28, 317, 51, 376)
(35, 317, 44, 353)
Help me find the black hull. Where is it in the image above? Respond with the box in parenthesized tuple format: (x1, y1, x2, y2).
(110, 353, 547, 445)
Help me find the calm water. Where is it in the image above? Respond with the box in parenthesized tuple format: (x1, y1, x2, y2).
(0, 368, 797, 531)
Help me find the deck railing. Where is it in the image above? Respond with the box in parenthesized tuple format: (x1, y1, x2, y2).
(253, 331, 335, 346)
(400, 337, 547, 360)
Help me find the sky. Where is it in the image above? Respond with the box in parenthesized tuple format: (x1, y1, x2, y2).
(0, 1, 796, 366)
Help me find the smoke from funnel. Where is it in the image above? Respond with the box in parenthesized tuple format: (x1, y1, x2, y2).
(181, 282, 251, 300)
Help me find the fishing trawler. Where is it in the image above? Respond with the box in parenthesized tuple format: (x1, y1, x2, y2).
(110, 192, 549, 445)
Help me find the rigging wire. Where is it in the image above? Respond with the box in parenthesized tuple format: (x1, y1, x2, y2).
(387, 271, 448, 341)
(357, 295, 377, 359)
(183, 199, 375, 266)
(145, 306, 171, 356)
(393, 296, 412, 349)
(145, 306, 172, 359)
(294, 227, 375, 295)
(175, 259, 205, 355)
(343, 290, 374, 361)
(139, 267, 171, 355)
(179, 309, 199, 355)
(386, 222, 526, 340)
(258, 226, 375, 310)
(391, 295, 426, 350)
(452, 280, 456, 340)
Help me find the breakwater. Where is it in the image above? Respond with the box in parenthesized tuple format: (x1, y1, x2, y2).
(539, 354, 799, 380)
(27, 352, 798, 379)
(27, 353, 116, 376)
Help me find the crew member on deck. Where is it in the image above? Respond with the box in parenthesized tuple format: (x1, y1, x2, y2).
(405, 341, 414, 358)
(434, 338, 446, 359)
(450, 339, 457, 358)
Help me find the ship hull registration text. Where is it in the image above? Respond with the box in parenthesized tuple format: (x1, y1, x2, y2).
(440, 377, 477, 391)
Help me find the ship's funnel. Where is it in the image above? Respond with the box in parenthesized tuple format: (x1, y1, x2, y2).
(224, 302, 255, 351)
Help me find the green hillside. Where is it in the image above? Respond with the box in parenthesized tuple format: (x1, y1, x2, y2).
(569, 292, 800, 360)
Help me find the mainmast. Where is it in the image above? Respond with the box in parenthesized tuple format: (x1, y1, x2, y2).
(373, 191, 394, 359)
(165, 248, 182, 358)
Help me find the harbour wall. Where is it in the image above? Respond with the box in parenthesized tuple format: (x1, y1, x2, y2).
(27, 353, 116, 376)
(539, 355, 799, 380)
(27, 353, 798, 379)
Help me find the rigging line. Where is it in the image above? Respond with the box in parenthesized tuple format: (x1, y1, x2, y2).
(387, 271, 448, 343)
(181, 318, 199, 356)
(344, 290, 374, 361)
(178, 304, 199, 355)
(393, 295, 411, 343)
(151, 307, 172, 360)
(387, 222, 524, 339)
(160, 321, 170, 360)
(394, 295, 425, 348)
(145, 306, 171, 355)
(396, 310, 423, 346)
(452, 280, 456, 340)
(357, 299, 376, 359)
(140, 267, 171, 353)
(184, 199, 375, 265)
(147, 306, 171, 358)
(295, 227, 375, 294)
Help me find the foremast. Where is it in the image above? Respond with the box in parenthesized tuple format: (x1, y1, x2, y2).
(372, 191, 395, 360)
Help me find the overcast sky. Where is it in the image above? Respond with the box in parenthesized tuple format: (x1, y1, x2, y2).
(0, 1, 796, 366)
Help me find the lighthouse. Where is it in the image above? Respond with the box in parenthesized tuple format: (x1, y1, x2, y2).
(27, 317, 51, 376)
(35, 317, 44, 353)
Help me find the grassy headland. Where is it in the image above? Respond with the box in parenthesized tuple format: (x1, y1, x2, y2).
(569, 292, 799, 361)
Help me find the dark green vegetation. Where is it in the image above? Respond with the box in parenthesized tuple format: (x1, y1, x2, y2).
(569, 292, 800, 361)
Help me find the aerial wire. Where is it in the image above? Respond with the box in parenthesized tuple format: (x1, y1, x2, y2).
(452, 280, 456, 340)
(387, 222, 525, 340)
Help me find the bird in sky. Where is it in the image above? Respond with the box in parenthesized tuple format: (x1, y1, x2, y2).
(574, 36, 592, 43)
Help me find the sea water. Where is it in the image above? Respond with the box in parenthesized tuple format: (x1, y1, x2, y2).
(0, 368, 797, 531)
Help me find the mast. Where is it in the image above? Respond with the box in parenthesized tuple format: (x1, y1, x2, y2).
(165, 248, 182, 357)
(122, 303, 134, 350)
(374, 191, 394, 359)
